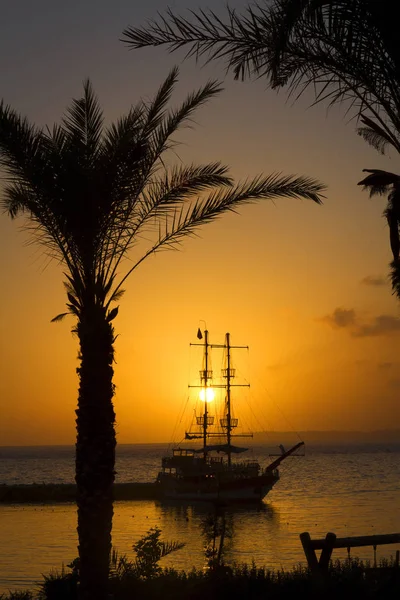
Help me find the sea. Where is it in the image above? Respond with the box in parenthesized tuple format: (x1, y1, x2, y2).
(1, 442, 400, 594)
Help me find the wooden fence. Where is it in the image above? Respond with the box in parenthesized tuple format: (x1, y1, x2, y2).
(300, 531, 400, 585)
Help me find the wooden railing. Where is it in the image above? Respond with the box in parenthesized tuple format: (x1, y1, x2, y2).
(300, 531, 400, 584)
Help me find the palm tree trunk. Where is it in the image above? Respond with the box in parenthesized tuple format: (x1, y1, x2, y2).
(75, 302, 116, 600)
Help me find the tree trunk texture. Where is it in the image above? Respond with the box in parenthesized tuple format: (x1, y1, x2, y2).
(76, 303, 116, 600)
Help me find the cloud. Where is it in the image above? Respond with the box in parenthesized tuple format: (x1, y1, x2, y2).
(361, 275, 387, 287)
(320, 308, 356, 329)
(377, 362, 395, 370)
(319, 308, 400, 338)
(388, 378, 400, 389)
(354, 359, 368, 366)
(354, 315, 400, 337)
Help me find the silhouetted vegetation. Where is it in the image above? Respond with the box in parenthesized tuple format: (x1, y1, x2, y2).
(1, 528, 399, 600)
(200, 506, 234, 570)
(2, 557, 400, 600)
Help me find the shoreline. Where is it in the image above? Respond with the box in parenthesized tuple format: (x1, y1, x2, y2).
(0, 482, 160, 503)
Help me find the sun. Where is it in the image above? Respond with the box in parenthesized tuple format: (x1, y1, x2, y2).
(199, 387, 215, 403)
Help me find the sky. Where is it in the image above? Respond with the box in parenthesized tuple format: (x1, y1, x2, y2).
(1, 0, 400, 445)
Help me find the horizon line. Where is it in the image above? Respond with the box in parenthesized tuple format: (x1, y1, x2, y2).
(2, 429, 400, 448)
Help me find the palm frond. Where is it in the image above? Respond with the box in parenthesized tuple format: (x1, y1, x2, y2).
(357, 128, 390, 155)
(356, 114, 398, 155)
(97, 76, 224, 290)
(139, 163, 232, 215)
(158, 540, 186, 558)
(44, 123, 68, 153)
(142, 67, 179, 136)
(357, 128, 387, 154)
(159, 172, 324, 243)
(145, 78, 224, 168)
(102, 106, 144, 153)
(103, 162, 233, 298)
(2, 182, 33, 218)
(122, 6, 271, 74)
(358, 169, 400, 197)
(110, 172, 325, 300)
(122, 2, 400, 150)
(50, 312, 69, 323)
(0, 101, 47, 189)
(109, 289, 125, 303)
(107, 306, 119, 322)
(62, 79, 104, 160)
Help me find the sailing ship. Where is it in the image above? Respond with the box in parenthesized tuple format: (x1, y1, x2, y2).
(157, 328, 304, 502)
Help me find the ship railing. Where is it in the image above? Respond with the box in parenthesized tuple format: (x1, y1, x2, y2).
(228, 461, 261, 473)
(162, 449, 196, 468)
(196, 416, 214, 426)
(220, 417, 238, 428)
(241, 461, 260, 469)
(172, 448, 195, 457)
(199, 369, 213, 381)
(208, 456, 224, 464)
(222, 368, 235, 378)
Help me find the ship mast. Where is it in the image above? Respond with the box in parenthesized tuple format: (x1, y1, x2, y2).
(188, 329, 249, 461)
(202, 329, 210, 459)
(221, 332, 250, 466)
(226, 333, 232, 466)
(188, 328, 215, 458)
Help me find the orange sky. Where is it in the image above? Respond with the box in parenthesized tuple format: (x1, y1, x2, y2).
(1, 0, 400, 445)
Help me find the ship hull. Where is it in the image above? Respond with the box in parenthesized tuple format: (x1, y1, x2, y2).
(158, 472, 278, 503)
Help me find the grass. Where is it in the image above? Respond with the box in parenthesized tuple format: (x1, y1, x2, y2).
(1, 556, 400, 600)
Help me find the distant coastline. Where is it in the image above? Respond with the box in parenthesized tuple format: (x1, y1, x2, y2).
(1, 430, 400, 448)
(253, 430, 400, 445)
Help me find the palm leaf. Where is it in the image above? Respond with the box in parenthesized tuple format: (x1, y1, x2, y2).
(0, 102, 48, 189)
(62, 79, 104, 160)
(122, 2, 400, 153)
(50, 312, 69, 323)
(356, 115, 398, 155)
(108, 172, 325, 302)
(358, 169, 400, 197)
(158, 540, 186, 558)
(145, 78, 224, 173)
(141, 67, 179, 136)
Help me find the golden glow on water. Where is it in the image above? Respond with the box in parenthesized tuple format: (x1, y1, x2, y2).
(1, 491, 400, 593)
(1, 449, 400, 592)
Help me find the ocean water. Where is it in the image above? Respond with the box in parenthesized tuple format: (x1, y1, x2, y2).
(1, 443, 400, 593)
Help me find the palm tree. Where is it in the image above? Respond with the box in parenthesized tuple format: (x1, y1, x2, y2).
(0, 68, 324, 600)
(358, 169, 400, 292)
(123, 1, 400, 295)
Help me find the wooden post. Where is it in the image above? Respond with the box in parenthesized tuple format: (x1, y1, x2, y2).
(300, 531, 326, 587)
(319, 532, 337, 572)
(300, 532, 319, 574)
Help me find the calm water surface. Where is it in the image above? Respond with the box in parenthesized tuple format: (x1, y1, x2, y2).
(1, 443, 400, 593)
